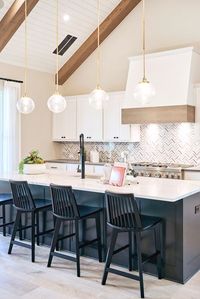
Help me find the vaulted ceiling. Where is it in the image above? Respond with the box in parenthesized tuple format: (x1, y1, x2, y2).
(0, 0, 122, 73)
(1, 0, 200, 86)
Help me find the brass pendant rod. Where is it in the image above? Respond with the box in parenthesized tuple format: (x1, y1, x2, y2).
(24, 0, 27, 96)
(142, 0, 146, 82)
(96, 0, 100, 89)
(56, 0, 59, 92)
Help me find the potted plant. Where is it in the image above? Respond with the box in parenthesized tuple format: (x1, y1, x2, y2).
(19, 150, 46, 174)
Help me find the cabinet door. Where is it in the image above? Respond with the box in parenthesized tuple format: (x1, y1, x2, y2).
(52, 96, 77, 141)
(66, 163, 78, 173)
(45, 163, 67, 171)
(94, 165, 104, 176)
(77, 95, 103, 141)
(104, 92, 130, 142)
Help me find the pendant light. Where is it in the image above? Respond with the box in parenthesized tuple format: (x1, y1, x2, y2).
(17, 0, 35, 114)
(134, 0, 155, 104)
(89, 0, 109, 110)
(47, 0, 66, 113)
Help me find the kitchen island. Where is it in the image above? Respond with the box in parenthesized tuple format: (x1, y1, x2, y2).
(1, 172, 200, 284)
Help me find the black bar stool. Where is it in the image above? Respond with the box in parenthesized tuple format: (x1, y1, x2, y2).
(8, 180, 54, 262)
(102, 191, 164, 298)
(47, 184, 102, 277)
(0, 193, 14, 236)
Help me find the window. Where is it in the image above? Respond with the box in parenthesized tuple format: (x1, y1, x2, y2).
(0, 80, 21, 173)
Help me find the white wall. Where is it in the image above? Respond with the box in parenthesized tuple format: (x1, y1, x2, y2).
(0, 61, 60, 159)
(62, 0, 200, 95)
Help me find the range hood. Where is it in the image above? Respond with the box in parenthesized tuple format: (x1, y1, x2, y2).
(122, 47, 200, 124)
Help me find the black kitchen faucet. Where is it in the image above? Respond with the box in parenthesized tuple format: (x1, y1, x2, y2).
(79, 133, 85, 179)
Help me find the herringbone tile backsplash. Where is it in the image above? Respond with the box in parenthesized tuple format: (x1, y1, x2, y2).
(62, 123, 200, 165)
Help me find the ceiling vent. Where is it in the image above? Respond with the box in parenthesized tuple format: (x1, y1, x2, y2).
(53, 35, 77, 56)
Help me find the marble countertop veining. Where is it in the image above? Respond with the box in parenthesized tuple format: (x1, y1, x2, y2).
(1, 172, 200, 202)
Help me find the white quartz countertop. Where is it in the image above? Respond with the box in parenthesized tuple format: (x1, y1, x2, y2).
(1, 172, 200, 202)
(183, 167, 200, 171)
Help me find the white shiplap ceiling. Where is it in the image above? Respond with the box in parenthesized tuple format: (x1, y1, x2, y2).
(0, 0, 122, 73)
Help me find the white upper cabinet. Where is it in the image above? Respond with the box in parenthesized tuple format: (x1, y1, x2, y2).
(104, 92, 140, 142)
(52, 92, 140, 142)
(77, 94, 103, 141)
(52, 96, 77, 141)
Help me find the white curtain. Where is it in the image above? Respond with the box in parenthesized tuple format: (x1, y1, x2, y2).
(0, 80, 21, 173)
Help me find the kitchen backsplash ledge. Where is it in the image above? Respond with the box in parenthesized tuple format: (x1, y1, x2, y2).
(61, 123, 200, 165)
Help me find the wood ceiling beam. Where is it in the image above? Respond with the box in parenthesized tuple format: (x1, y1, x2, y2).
(0, 0, 39, 52)
(58, 0, 141, 85)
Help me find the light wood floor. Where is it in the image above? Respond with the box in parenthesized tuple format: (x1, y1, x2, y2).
(0, 235, 200, 299)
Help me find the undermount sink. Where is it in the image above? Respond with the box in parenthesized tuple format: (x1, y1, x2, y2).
(71, 173, 102, 179)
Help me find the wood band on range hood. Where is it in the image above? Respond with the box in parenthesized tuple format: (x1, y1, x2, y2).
(122, 105, 195, 124)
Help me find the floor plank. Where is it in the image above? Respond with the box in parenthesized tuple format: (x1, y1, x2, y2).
(0, 235, 199, 299)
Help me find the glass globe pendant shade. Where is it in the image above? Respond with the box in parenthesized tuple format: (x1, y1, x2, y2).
(134, 79, 155, 105)
(89, 87, 109, 110)
(16, 96, 35, 114)
(47, 92, 66, 113)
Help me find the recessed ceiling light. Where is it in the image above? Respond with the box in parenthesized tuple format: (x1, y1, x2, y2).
(0, 0, 4, 10)
(63, 14, 70, 22)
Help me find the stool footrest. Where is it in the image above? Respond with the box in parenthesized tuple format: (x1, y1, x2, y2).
(113, 244, 129, 255)
(12, 240, 31, 249)
(35, 228, 54, 237)
(57, 232, 75, 241)
(0, 221, 14, 227)
(107, 268, 140, 281)
(52, 251, 77, 262)
(79, 238, 99, 249)
(17, 225, 33, 231)
(142, 251, 160, 265)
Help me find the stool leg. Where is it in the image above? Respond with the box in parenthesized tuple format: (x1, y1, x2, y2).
(75, 219, 80, 277)
(8, 211, 21, 254)
(129, 231, 133, 271)
(133, 232, 137, 270)
(47, 218, 61, 267)
(2, 204, 6, 236)
(19, 213, 23, 240)
(95, 213, 102, 262)
(36, 211, 40, 246)
(24, 213, 28, 240)
(102, 228, 118, 285)
(53, 216, 59, 251)
(135, 232, 144, 298)
(81, 219, 86, 256)
(31, 212, 35, 262)
(8, 204, 13, 235)
(42, 210, 47, 244)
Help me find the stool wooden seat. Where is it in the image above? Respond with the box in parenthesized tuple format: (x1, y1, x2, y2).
(47, 184, 102, 277)
(102, 191, 165, 298)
